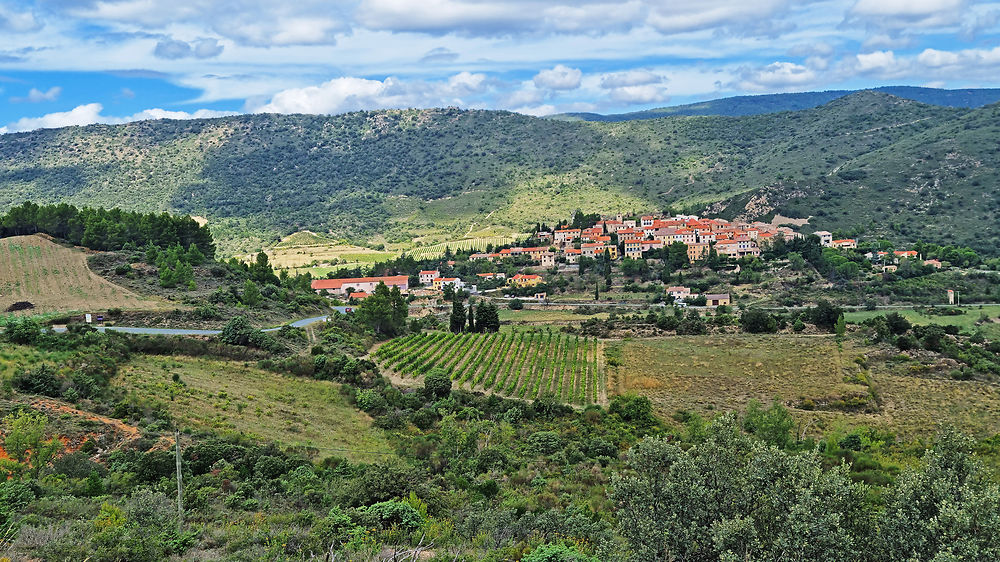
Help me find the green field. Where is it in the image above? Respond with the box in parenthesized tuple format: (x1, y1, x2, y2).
(115, 355, 395, 462)
(375, 331, 605, 405)
(845, 305, 1000, 339)
(612, 334, 1000, 438)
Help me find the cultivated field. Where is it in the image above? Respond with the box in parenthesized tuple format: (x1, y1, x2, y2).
(611, 334, 1000, 438)
(115, 355, 395, 462)
(0, 235, 167, 314)
(375, 330, 605, 405)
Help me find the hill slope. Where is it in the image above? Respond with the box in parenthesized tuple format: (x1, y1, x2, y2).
(551, 86, 1000, 120)
(1, 91, 998, 254)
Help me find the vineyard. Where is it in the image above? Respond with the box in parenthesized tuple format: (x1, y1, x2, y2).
(374, 331, 605, 405)
(404, 235, 527, 261)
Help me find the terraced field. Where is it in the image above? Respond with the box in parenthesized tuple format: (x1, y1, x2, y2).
(375, 331, 605, 405)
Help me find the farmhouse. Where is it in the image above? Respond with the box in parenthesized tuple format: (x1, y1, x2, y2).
(311, 275, 409, 296)
(509, 274, 542, 288)
(704, 293, 731, 307)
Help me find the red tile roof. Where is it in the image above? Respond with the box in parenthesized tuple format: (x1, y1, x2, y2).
(311, 275, 408, 290)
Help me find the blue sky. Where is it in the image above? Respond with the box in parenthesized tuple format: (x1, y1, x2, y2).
(1, 0, 999, 132)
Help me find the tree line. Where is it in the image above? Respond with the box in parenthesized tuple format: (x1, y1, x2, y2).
(0, 201, 215, 257)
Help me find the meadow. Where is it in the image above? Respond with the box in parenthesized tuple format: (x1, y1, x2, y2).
(845, 305, 1000, 340)
(375, 330, 605, 405)
(0, 235, 168, 314)
(611, 334, 1000, 438)
(114, 355, 395, 462)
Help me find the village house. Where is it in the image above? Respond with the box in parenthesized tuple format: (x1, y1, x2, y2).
(348, 292, 368, 300)
(894, 250, 918, 259)
(704, 293, 731, 307)
(581, 242, 606, 258)
(476, 272, 507, 281)
(419, 270, 440, 285)
(640, 215, 656, 227)
(554, 228, 582, 245)
(564, 248, 581, 264)
(508, 273, 542, 288)
(540, 252, 556, 268)
(665, 286, 691, 300)
(469, 253, 490, 261)
(687, 242, 710, 262)
(924, 259, 943, 269)
(832, 239, 857, 249)
(814, 231, 833, 247)
(433, 277, 465, 291)
(311, 275, 409, 296)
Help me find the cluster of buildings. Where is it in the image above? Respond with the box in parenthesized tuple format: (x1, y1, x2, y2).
(468, 214, 804, 265)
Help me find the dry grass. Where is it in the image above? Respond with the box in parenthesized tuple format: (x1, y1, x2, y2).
(0, 235, 168, 314)
(115, 355, 395, 462)
(611, 334, 1000, 439)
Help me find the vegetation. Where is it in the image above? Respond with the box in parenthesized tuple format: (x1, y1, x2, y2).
(3, 92, 999, 255)
(376, 330, 603, 405)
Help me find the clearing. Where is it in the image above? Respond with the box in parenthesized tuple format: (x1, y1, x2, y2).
(845, 305, 1000, 340)
(0, 234, 168, 314)
(115, 355, 395, 462)
(611, 334, 1000, 439)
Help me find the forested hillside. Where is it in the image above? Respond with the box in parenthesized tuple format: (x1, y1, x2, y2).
(552, 86, 1000, 120)
(0, 91, 997, 254)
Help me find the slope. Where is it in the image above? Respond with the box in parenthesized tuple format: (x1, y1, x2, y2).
(552, 86, 1000, 120)
(1, 92, 997, 255)
(0, 234, 169, 314)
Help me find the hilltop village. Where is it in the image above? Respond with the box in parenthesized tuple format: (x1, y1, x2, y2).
(309, 212, 976, 310)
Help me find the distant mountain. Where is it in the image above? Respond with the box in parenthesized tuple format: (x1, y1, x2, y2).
(1, 91, 997, 255)
(550, 86, 1000, 121)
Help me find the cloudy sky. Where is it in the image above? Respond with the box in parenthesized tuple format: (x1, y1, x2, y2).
(1, 0, 999, 133)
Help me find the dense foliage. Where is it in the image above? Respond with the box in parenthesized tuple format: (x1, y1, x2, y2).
(0, 201, 214, 256)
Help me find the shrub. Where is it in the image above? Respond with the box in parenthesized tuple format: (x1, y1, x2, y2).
(528, 431, 562, 455)
(740, 308, 778, 333)
(423, 368, 452, 400)
(219, 316, 254, 346)
(11, 364, 61, 397)
(4, 317, 42, 345)
(356, 499, 423, 530)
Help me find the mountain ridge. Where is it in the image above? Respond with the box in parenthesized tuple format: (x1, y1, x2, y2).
(549, 86, 1000, 121)
(1, 90, 997, 255)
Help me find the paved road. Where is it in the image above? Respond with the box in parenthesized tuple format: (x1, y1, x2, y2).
(50, 308, 352, 336)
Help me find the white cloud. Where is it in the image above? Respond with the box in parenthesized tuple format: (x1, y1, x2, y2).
(154, 37, 224, 59)
(0, 103, 237, 134)
(848, 0, 966, 29)
(252, 72, 494, 115)
(11, 86, 62, 103)
(0, 3, 41, 32)
(855, 50, 898, 72)
(533, 65, 582, 90)
(736, 61, 818, 92)
(599, 69, 663, 88)
(69, 1, 349, 47)
(356, 0, 796, 37)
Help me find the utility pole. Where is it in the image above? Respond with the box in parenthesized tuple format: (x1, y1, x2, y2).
(175, 429, 184, 528)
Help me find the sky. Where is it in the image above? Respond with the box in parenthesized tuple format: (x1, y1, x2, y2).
(1, 0, 999, 133)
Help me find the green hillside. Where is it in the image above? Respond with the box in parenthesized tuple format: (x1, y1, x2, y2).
(1, 91, 997, 255)
(551, 86, 1000, 120)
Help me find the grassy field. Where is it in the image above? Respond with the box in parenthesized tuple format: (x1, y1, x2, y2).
(845, 305, 1000, 339)
(611, 334, 1000, 439)
(376, 331, 605, 405)
(0, 235, 168, 314)
(115, 355, 395, 462)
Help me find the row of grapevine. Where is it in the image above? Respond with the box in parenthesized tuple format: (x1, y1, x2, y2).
(376, 330, 604, 405)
